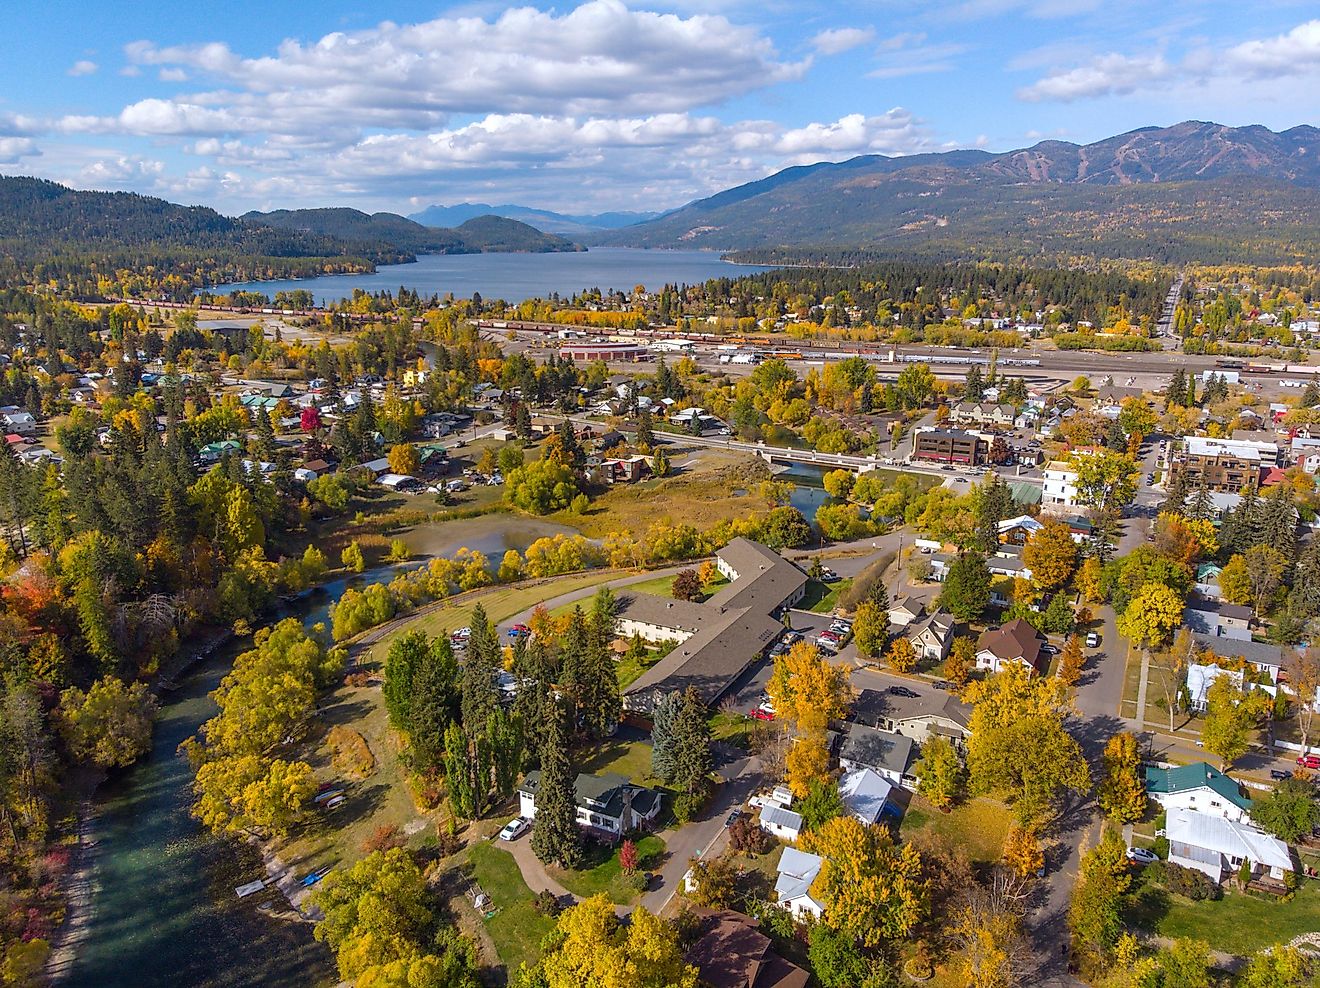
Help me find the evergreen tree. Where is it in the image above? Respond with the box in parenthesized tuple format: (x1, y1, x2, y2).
(1303, 378, 1320, 409)
(1184, 476, 1214, 522)
(636, 408, 654, 449)
(555, 419, 582, 468)
(1160, 466, 1190, 516)
(407, 637, 460, 775)
(1223, 485, 1262, 555)
(1259, 489, 1298, 561)
(1166, 368, 1187, 408)
(671, 689, 713, 798)
(530, 703, 583, 868)
(461, 605, 499, 730)
(649, 692, 682, 782)
(964, 365, 985, 402)
(487, 706, 523, 802)
(866, 579, 890, 612)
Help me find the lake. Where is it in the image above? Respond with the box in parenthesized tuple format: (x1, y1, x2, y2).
(211, 248, 769, 305)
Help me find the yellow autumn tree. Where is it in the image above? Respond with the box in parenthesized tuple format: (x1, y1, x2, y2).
(887, 637, 918, 674)
(1002, 826, 1044, 879)
(1021, 520, 1077, 593)
(542, 895, 697, 988)
(800, 816, 928, 947)
(767, 641, 852, 733)
(387, 443, 420, 476)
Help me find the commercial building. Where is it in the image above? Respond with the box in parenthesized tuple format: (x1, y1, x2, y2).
(911, 427, 989, 466)
(559, 341, 651, 362)
(1172, 436, 1280, 492)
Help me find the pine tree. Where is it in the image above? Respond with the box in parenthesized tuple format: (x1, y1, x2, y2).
(649, 692, 682, 782)
(1223, 485, 1262, 555)
(1304, 378, 1320, 408)
(1160, 467, 1190, 516)
(636, 408, 655, 450)
(487, 707, 523, 801)
(964, 365, 985, 402)
(1166, 368, 1187, 408)
(1184, 476, 1214, 522)
(530, 703, 583, 868)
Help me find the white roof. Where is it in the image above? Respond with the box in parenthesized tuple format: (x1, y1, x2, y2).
(775, 847, 823, 903)
(1166, 808, 1292, 871)
(998, 515, 1043, 533)
(1184, 436, 1277, 460)
(838, 768, 896, 825)
(378, 473, 416, 487)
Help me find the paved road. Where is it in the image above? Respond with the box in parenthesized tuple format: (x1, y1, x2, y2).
(640, 746, 765, 914)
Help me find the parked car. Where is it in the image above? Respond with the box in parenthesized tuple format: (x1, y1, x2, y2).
(888, 685, 920, 699)
(1298, 753, 1320, 770)
(1042, 644, 1060, 656)
(932, 680, 953, 691)
(1271, 769, 1293, 781)
(1126, 847, 1158, 865)
(818, 630, 842, 643)
(725, 809, 743, 827)
(498, 818, 530, 841)
(1085, 632, 1100, 648)
(751, 707, 776, 721)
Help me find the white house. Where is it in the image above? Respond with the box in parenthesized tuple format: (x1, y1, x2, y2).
(1, 412, 36, 436)
(1041, 461, 1079, 510)
(839, 767, 902, 825)
(774, 847, 825, 920)
(908, 610, 955, 663)
(1145, 762, 1253, 823)
(759, 804, 804, 842)
(517, 771, 661, 838)
(1184, 663, 1276, 713)
(1166, 808, 1293, 884)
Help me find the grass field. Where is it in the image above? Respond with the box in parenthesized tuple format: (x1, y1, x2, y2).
(576, 739, 658, 785)
(365, 569, 622, 662)
(901, 795, 1013, 865)
(277, 679, 426, 879)
(467, 841, 557, 974)
(552, 448, 774, 537)
(552, 835, 666, 904)
(799, 578, 852, 614)
(1127, 873, 1320, 956)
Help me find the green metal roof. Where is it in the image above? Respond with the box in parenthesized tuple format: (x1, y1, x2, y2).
(1145, 761, 1251, 811)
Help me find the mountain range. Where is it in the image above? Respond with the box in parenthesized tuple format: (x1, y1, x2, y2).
(600, 121, 1320, 266)
(242, 207, 580, 254)
(408, 202, 661, 237)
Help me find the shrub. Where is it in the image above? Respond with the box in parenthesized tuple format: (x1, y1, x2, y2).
(729, 815, 775, 855)
(673, 791, 707, 824)
(361, 823, 405, 854)
(1158, 861, 1221, 901)
(532, 889, 562, 917)
(327, 725, 376, 780)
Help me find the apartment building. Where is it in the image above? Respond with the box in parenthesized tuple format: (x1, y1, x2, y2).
(911, 427, 988, 466)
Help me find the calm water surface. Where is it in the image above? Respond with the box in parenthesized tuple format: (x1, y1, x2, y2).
(68, 567, 409, 988)
(211, 247, 768, 305)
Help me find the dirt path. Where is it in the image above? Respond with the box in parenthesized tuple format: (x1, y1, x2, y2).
(44, 804, 99, 984)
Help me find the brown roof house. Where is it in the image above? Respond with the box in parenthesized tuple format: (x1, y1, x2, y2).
(975, 618, 1046, 675)
(686, 910, 809, 988)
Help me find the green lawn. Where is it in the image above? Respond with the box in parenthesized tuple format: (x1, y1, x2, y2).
(366, 569, 622, 661)
(709, 711, 756, 748)
(552, 835, 666, 904)
(1127, 872, 1320, 956)
(467, 841, 557, 975)
(576, 739, 658, 785)
(901, 795, 1013, 865)
(615, 648, 661, 689)
(798, 578, 852, 614)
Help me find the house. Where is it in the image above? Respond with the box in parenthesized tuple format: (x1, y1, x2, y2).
(1184, 663, 1277, 714)
(623, 539, 806, 712)
(1192, 634, 1283, 683)
(839, 767, 903, 824)
(908, 610, 955, 663)
(1041, 461, 1080, 511)
(758, 804, 804, 842)
(198, 439, 241, 463)
(1165, 808, 1293, 884)
(1181, 599, 1251, 641)
(1145, 762, 1253, 822)
(851, 687, 972, 746)
(670, 407, 727, 434)
(1093, 385, 1145, 407)
(599, 455, 650, 484)
(986, 545, 1031, 580)
(950, 402, 1016, 429)
(378, 473, 419, 491)
(838, 723, 916, 784)
(685, 910, 809, 988)
(997, 515, 1044, 546)
(888, 597, 926, 628)
(359, 456, 392, 477)
(517, 771, 661, 840)
(1, 411, 36, 436)
(976, 618, 1046, 675)
(774, 848, 825, 920)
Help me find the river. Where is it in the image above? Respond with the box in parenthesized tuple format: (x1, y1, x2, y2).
(209, 247, 769, 305)
(65, 567, 411, 988)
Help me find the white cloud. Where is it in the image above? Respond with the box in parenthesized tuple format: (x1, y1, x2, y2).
(811, 27, 875, 55)
(67, 60, 98, 77)
(1017, 52, 1169, 102)
(113, 0, 807, 132)
(0, 138, 39, 163)
(866, 38, 971, 80)
(158, 67, 188, 82)
(1224, 19, 1320, 78)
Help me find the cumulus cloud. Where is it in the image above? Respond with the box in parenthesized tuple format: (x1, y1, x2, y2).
(0, 138, 39, 164)
(110, 0, 807, 131)
(1017, 52, 1169, 101)
(811, 27, 875, 55)
(67, 60, 98, 77)
(1224, 19, 1320, 78)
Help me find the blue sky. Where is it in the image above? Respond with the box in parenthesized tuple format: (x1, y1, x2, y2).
(2, 0, 1318, 215)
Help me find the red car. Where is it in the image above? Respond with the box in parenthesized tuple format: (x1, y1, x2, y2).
(1297, 754, 1320, 770)
(751, 708, 775, 721)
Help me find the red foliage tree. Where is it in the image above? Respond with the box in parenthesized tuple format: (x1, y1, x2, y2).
(300, 407, 322, 433)
(619, 838, 639, 874)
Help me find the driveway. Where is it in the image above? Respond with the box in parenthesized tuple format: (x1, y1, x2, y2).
(640, 746, 765, 914)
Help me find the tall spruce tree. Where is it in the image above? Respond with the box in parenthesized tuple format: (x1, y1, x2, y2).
(650, 692, 682, 783)
(1160, 467, 1190, 516)
(530, 703, 582, 868)
(671, 689, 714, 798)
(462, 604, 499, 730)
